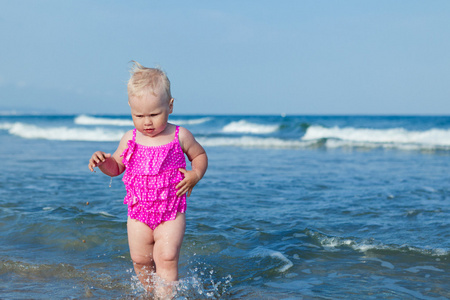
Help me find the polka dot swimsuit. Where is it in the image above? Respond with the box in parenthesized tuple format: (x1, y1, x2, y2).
(120, 126, 187, 230)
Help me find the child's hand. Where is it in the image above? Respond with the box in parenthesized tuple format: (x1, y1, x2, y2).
(176, 168, 201, 197)
(88, 151, 111, 172)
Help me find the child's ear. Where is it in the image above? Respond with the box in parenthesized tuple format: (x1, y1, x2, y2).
(169, 98, 174, 113)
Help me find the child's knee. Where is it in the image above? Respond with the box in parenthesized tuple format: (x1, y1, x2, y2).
(131, 253, 153, 266)
(157, 248, 180, 264)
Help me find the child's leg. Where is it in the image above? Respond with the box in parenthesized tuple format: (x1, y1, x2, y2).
(153, 212, 186, 282)
(127, 217, 156, 289)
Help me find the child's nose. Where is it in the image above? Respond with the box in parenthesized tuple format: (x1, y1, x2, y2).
(144, 117, 152, 125)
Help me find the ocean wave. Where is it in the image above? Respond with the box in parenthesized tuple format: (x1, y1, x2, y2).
(404, 265, 445, 273)
(0, 122, 14, 130)
(5, 120, 450, 151)
(2, 122, 124, 141)
(2, 122, 301, 145)
(222, 120, 279, 134)
(75, 115, 212, 127)
(74, 115, 133, 126)
(198, 136, 315, 149)
(98, 211, 116, 218)
(307, 229, 449, 257)
(302, 125, 450, 151)
(170, 117, 213, 125)
(249, 247, 293, 273)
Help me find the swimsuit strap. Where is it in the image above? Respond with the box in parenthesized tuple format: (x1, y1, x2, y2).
(132, 128, 137, 141)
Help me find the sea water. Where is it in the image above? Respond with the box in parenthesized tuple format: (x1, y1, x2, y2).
(0, 114, 449, 299)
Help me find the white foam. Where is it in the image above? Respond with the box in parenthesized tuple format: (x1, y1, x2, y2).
(198, 136, 313, 149)
(405, 265, 445, 273)
(0, 122, 14, 130)
(312, 231, 450, 257)
(271, 252, 294, 272)
(74, 115, 212, 127)
(4, 123, 301, 147)
(98, 211, 115, 218)
(222, 120, 279, 134)
(5, 122, 124, 141)
(319, 236, 354, 252)
(302, 125, 450, 150)
(74, 115, 133, 126)
(169, 117, 212, 125)
(249, 247, 294, 273)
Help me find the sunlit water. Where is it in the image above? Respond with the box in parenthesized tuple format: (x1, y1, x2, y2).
(0, 115, 449, 299)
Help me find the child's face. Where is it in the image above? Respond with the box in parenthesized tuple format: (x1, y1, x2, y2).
(128, 92, 173, 138)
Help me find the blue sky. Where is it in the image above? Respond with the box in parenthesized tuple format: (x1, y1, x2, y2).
(1, 0, 449, 115)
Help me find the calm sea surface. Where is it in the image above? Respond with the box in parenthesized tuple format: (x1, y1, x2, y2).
(0, 114, 449, 299)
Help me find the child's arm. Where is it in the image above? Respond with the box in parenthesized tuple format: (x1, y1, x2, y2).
(177, 127, 208, 197)
(88, 130, 132, 176)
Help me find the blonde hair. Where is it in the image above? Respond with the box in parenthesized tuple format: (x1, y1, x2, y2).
(127, 61, 172, 100)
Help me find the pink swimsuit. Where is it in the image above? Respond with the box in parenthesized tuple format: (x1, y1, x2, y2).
(120, 126, 187, 230)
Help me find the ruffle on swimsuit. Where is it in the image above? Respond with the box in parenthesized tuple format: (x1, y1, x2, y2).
(120, 127, 187, 230)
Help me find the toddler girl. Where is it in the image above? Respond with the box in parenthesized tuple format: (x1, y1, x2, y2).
(88, 62, 208, 297)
